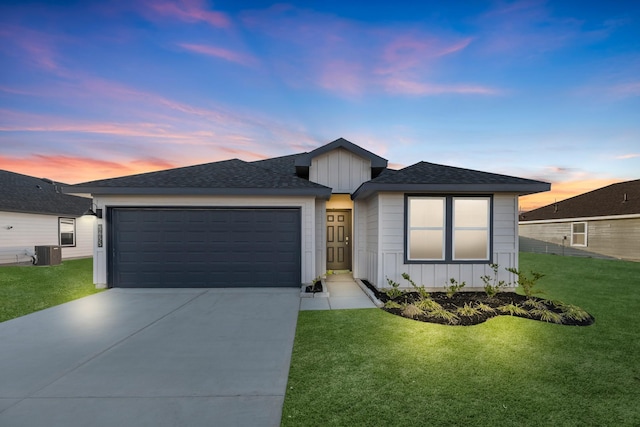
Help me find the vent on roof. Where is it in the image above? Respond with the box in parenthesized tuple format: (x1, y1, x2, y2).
(623, 193, 628, 203)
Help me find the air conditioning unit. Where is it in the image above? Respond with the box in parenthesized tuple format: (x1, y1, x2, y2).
(35, 245, 62, 266)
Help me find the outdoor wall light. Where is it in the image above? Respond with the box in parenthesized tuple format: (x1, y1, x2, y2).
(84, 204, 103, 219)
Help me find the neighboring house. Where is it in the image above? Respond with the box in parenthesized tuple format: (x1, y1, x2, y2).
(0, 170, 95, 265)
(519, 179, 640, 262)
(65, 138, 549, 289)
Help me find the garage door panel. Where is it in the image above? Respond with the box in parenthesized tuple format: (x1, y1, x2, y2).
(110, 208, 301, 288)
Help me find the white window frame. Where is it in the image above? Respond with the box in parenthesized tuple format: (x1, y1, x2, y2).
(59, 217, 76, 247)
(571, 222, 587, 247)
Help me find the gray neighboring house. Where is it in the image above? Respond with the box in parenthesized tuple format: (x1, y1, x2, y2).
(0, 170, 94, 264)
(519, 179, 640, 262)
(65, 138, 549, 289)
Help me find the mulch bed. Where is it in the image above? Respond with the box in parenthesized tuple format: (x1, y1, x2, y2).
(361, 280, 594, 327)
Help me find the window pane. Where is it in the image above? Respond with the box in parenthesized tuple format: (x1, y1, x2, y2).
(410, 230, 444, 260)
(410, 198, 444, 227)
(573, 234, 585, 245)
(454, 230, 488, 260)
(60, 233, 74, 246)
(454, 199, 488, 228)
(572, 223, 585, 233)
(60, 221, 74, 233)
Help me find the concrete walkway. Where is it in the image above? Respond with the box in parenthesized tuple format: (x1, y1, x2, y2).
(300, 273, 378, 310)
(0, 288, 300, 427)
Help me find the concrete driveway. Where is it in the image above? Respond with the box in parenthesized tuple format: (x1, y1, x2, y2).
(0, 288, 300, 427)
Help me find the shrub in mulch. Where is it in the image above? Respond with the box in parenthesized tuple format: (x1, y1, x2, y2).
(361, 280, 594, 327)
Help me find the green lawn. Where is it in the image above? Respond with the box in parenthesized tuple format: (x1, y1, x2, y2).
(282, 253, 640, 426)
(0, 258, 102, 323)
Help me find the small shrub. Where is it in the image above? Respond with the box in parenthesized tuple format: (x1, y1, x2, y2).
(384, 300, 402, 309)
(481, 264, 509, 297)
(401, 303, 425, 319)
(415, 298, 442, 311)
(402, 273, 430, 299)
(523, 298, 547, 310)
(445, 278, 466, 298)
(384, 276, 404, 299)
(530, 308, 564, 324)
(456, 303, 481, 317)
(506, 267, 545, 298)
(497, 303, 529, 316)
(476, 302, 496, 314)
(427, 307, 460, 325)
(558, 304, 592, 321)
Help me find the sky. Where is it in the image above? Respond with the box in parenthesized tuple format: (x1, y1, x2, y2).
(1, 0, 639, 212)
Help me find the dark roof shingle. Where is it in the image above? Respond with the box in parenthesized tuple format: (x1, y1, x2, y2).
(0, 170, 91, 216)
(520, 179, 640, 221)
(68, 158, 331, 197)
(352, 161, 550, 199)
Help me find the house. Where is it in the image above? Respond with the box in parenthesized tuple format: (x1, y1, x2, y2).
(519, 179, 640, 262)
(64, 138, 549, 289)
(0, 170, 95, 265)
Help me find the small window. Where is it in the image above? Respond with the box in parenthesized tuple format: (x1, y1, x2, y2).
(571, 222, 587, 246)
(59, 217, 76, 247)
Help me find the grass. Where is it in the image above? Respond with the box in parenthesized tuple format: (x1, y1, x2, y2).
(0, 258, 102, 323)
(282, 253, 640, 426)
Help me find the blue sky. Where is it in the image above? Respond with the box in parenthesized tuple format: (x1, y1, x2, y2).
(1, 0, 638, 210)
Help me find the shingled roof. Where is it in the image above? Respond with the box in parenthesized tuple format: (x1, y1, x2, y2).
(67, 158, 332, 198)
(520, 179, 640, 221)
(0, 170, 91, 216)
(352, 161, 550, 199)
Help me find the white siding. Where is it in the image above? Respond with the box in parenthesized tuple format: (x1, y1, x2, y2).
(353, 197, 376, 280)
(361, 193, 519, 290)
(0, 211, 94, 264)
(309, 148, 371, 193)
(92, 195, 317, 287)
(315, 199, 326, 279)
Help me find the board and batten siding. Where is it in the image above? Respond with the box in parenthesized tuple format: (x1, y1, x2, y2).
(315, 199, 326, 279)
(0, 211, 94, 264)
(363, 193, 518, 290)
(520, 217, 640, 261)
(91, 195, 317, 288)
(353, 195, 379, 282)
(309, 148, 371, 193)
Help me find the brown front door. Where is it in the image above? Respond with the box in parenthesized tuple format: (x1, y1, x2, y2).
(327, 210, 351, 270)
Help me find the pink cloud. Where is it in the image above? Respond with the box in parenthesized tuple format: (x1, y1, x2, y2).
(609, 82, 640, 98)
(0, 154, 176, 184)
(140, 0, 230, 28)
(377, 36, 473, 76)
(0, 25, 61, 72)
(178, 43, 258, 67)
(616, 153, 640, 160)
(383, 78, 501, 96)
(241, 6, 493, 98)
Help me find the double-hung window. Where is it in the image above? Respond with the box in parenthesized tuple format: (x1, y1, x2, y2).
(571, 222, 587, 246)
(406, 195, 492, 263)
(59, 217, 76, 247)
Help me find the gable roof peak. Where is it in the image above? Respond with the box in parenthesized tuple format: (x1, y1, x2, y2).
(294, 138, 388, 169)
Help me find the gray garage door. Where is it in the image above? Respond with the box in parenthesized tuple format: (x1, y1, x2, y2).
(109, 208, 301, 288)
